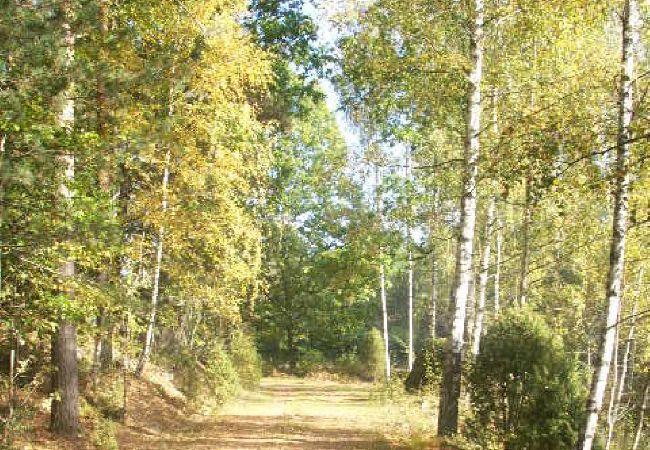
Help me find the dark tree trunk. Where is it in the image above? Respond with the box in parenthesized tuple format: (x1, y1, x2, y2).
(50, 321, 79, 436)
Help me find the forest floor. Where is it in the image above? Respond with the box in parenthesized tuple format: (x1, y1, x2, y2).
(13, 375, 440, 449)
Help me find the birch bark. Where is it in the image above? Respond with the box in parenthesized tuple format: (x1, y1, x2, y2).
(472, 197, 495, 356)
(576, 1, 639, 448)
(438, 0, 483, 436)
(135, 146, 171, 377)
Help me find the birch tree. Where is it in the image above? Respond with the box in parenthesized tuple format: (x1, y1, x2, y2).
(438, 0, 484, 435)
(576, 1, 640, 448)
(472, 197, 495, 356)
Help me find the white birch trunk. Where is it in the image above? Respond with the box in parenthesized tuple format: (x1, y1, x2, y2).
(408, 250, 414, 372)
(380, 263, 390, 380)
(606, 267, 644, 449)
(406, 148, 414, 372)
(632, 382, 649, 450)
(438, 0, 483, 436)
(376, 165, 391, 380)
(494, 212, 502, 313)
(518, 180, 532, 305)
(576, 1, 639, 448)
(135, 146, 171, 377)
(472, 197, 495, 356)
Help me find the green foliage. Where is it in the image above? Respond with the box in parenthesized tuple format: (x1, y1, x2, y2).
(358, 328, 386, 382)
(230, 332, 263, 390)
(404, 338, 445, 393)
(81, 399, 118, 450)
(91, 418, 118, 450)
(467, 308, 586, 450)
(174, 343, 240, 411)
(294, 349, 326, 376)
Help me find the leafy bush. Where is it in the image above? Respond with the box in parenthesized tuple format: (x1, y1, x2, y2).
(174, 342, 240, 410)
(467, 307, 585, 450)
(81, 399, 118, 450)
(404, 337, 445, 393)
(358, 328, 386, 381)
(294, 348, 326, 376)
(91, 417, 119, 450)
(230, 332, 262, 389)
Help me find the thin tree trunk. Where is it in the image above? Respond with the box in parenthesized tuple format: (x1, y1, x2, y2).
(605, 320, 620, 450)
(50, 4, 79, 434)
(494, 212, 502, 313)
(122, 312, 130, 424)
(430, 255, 437, 341)
(606, 268, 644, 449)
(408, 249, 414, 372)
(375, 165, 391, 380)
(438, 0, 484, 436)
(518, 179, 532, 305)
(576, 1, 638, 448)
(406, 147, 414, 372)
(135, 147, 171, 377)
(632, 382, 649, 450)
(429, 190, 440, 341)
(380, 263, 390, 380)
(472, 197, 495, 356)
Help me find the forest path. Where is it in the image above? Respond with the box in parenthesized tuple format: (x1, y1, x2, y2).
(117, 376, 436, 449)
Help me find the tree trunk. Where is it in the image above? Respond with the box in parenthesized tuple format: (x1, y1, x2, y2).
(376, 165, 391, 380)
(494, 211, 502, 313)
(408, 249, 414, 372)
(632, 382, 649, 450)
(50, 321, 79, 435)
(437, 0, 484, 436)
(406, 148, 414, 372)
(50, 4, 79, 434)
(430, 255, 437, 341)
(429, 190, 440, 341)
(576, 1, 638, 448)
(606, 268, 643, 449)
(380, 262, 391, 380)
(472, 197, 495, 356)
(518, 179, 532, 306)
(135, 146, 171, 377)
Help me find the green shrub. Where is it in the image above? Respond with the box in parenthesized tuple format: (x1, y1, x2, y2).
(404, 337, 445, 393)
(174, 342, 240, 410)
(230, 332, 262, 389)
(294, 348, 325, 376)
(92, 417, 118, 450)
(358, 328, 386, 382)
(467, 307, 585, 450)
(81, 399, 118, 450)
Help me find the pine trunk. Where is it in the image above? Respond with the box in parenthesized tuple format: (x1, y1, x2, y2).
(438, 0, 483, 436)
(50, 4, 79, 434)
(576, 1, 638, 448)
(50, 321, 79, 435)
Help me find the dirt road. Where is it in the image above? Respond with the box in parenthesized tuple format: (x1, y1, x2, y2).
(117, 377, 436, 449)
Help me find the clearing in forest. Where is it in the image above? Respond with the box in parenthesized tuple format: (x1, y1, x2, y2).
(117, 376, 438, 449)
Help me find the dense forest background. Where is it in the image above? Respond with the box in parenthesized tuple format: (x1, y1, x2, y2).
(0, 0, 649, 449)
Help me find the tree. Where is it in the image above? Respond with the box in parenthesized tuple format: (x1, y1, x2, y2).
(576, 1, 640, 448)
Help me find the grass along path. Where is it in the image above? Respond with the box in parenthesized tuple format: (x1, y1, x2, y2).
(117, 376, 439, 449)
